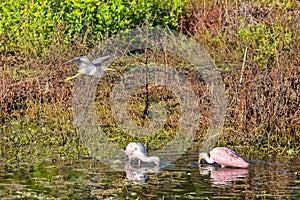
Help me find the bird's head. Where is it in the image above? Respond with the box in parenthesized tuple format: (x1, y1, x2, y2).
(124, 142, 136, 156)
(198, 152, 209, 163)
(152, 156, 160, 166)
(125, 142, 146, 156)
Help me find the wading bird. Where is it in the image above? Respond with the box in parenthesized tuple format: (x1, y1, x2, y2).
(64, 55, 115, 81)
(199, 147, 249, 168)
(125, 142, 160, 166)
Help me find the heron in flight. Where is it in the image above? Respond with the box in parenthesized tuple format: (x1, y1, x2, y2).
(199, 147, 249, 168)
(64, 55, 115, 81)
(125, 142, 160, 166)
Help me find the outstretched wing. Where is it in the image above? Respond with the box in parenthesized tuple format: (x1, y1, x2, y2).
(64, 55, 112, 77)
(92, 55, 112, 66)
(63, 56, 92, 70)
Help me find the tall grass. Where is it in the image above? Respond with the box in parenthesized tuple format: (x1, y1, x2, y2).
(183, 0, 299, 154)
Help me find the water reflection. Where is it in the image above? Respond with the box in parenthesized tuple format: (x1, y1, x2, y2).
(0, 154, 299, 199)
(199, 165, 249, 186)
(124, 162, 160, 185)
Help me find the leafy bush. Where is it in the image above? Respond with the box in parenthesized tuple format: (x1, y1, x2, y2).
(238, 19, 292, 68)
(0, 0, 186, 53)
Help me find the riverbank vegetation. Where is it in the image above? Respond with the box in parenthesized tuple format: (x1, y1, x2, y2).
(0, 0, 299, 163)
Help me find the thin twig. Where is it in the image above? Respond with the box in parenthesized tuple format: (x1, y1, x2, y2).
(239, 46, 248, 84)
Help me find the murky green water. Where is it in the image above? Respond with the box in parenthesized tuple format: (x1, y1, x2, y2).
(0, 152, 299, 199)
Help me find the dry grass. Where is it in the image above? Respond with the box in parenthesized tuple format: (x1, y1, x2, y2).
(181, 0, 299, 154)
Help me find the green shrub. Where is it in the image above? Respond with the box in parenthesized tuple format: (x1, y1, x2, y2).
(238, 18, 292, 68)
(0, 0, 187, 53)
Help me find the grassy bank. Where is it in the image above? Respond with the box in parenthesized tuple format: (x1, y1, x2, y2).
(0, 0, 299, 162)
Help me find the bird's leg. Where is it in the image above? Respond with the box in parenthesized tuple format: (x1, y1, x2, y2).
(65, 72, 83, 82)
(104, 68, 116, 72)
(129, 157, 132, 165)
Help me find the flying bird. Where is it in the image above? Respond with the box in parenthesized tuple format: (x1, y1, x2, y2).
(125, 142, 160, 166)
(199, 147, 249, 168)
(64, 55, 114, 81)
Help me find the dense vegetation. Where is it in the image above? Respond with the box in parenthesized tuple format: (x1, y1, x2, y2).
(0, 0, 299, 163)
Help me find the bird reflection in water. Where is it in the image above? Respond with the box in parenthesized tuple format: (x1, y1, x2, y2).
(199, 165, 248, 186)
(124, 162, 160, 185)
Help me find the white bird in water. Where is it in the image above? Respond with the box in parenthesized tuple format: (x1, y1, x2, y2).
(125, 142, 160, 166)
(64, 55, 115, 81)
(199, 147, 249, 168)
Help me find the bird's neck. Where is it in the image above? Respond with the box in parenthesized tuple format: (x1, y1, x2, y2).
(204, 154, 215, 164)
(137, 153, 159, 164)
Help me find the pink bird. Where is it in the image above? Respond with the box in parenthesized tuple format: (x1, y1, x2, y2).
(125, 142, 160, 166)
(210, 168, 249, 186)
(199, 147, 249, 168)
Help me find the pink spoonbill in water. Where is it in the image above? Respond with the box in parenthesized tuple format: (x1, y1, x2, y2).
(199, 147, 249, 168)
(125, 142, 160, 166)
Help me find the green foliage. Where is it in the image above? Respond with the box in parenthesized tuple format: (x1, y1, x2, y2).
(0, 0, 186, 53)
(237, 18, 292, 68)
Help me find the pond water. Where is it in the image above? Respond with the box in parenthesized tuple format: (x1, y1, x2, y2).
(0, 151, 299, 199)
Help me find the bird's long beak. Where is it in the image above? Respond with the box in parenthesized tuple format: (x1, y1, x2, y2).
(198, 155, 204, 167)
(198, 155, 202, 164)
